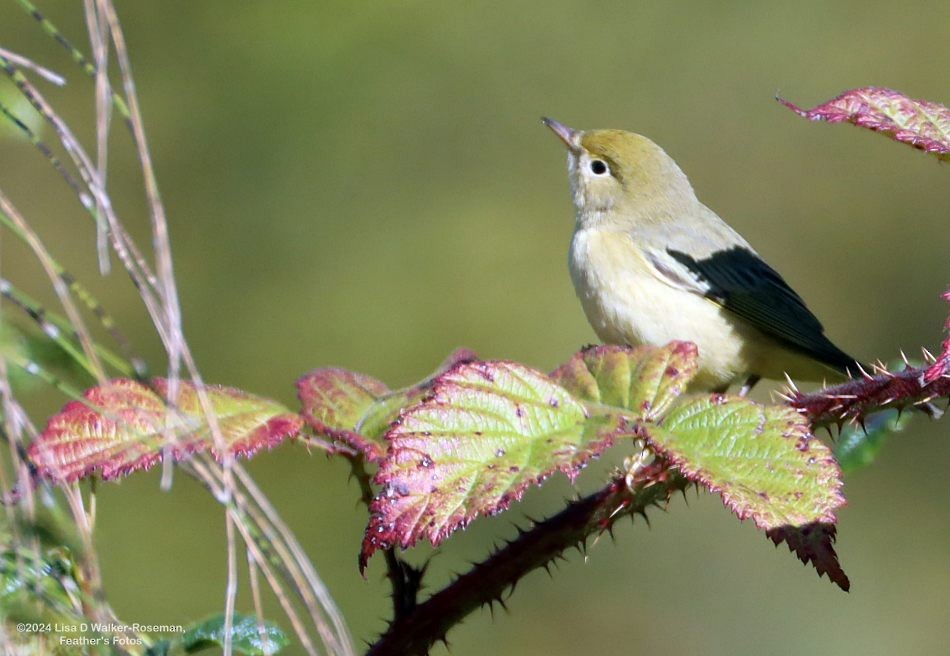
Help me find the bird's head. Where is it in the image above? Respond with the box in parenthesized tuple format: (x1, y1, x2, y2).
(543, 118, 697, 229)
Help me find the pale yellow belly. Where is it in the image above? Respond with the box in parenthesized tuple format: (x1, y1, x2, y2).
(568, 229, 833, 389)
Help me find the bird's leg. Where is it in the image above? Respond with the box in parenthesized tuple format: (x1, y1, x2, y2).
(622, 439, 656, 491)
(738, 375, 761, 397)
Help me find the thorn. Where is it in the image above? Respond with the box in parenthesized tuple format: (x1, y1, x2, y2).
(854, 361, 872, 380)
(900, 349, 910, 366)
(922, 347, 937, 364)
(589, 531, 605, 553)
(637, 509, 652, 528)
(607, 503, 627, 522)
(783, 373, 799, 393)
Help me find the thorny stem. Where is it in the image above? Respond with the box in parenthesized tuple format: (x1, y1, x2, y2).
(791, 291, 950, 425)
(350, 455, 419, 621)
(367, 466, 688, 656)
(788, 364, 950, 425)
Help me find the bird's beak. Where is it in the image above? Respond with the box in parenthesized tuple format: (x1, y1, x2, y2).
(542, 117, 581, 152)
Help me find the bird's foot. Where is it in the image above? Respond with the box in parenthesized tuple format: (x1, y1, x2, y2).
(738, 375, 761, 397)
(623, 440, 656, 491)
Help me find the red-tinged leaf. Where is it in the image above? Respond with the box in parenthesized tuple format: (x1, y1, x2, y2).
(647, 395, 845, 530)
(360, 361, 634, 569)
(924, 288, 950, 384)
(779, 87, 950, 160)
(435, 347, 480, 371)
(297, 368, 391, 461)
(297, 348, 480, 461)
(767, 523, 850, 591)
(29, 379, 302, 483)
(551, 342, 699, 420)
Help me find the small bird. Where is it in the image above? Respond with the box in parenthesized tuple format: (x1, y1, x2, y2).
(543, 117, 859, 394)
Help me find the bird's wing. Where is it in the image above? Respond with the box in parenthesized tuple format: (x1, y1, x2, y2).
(643, 242, 857, 372)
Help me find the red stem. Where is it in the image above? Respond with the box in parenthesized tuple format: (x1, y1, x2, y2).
(366, 467, 687, 656)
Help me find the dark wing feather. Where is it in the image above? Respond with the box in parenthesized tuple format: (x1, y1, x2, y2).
(667, 247, 858, 372)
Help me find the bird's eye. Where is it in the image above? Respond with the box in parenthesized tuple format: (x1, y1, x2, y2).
(589, 159, 608, 175)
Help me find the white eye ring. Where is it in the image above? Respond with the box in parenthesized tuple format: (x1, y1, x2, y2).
(589, 159, 609, 176)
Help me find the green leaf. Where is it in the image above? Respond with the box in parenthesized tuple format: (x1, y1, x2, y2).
(147, 614, 288, 656)
(648, 395, 844, 529)
(834, 409, 906, 472)
(0, 547, 79, 616)
(551, 342, 699, 420)
(0, 546, 95, 651)
(0, 320, 91, 393)
(0, 79, 44, 142)
(360, 360, 635, 569)
(29, 379, 303, 483)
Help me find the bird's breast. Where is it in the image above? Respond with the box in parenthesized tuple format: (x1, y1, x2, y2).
(568, 228, 752, 387)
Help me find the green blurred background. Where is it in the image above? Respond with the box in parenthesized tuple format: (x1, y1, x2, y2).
(2, 1, 950, 654)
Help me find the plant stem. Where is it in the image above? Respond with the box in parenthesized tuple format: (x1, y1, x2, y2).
(367, 468, 686, 656)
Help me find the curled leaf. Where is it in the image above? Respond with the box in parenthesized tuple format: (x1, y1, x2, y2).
(834, 409, 907, 472)
(778, 87, 950, 160)
(29, 379, 302, 483)
(297, 368, 391, 461)
(297, 348, 479, 461)
(767, 522, 850, 591)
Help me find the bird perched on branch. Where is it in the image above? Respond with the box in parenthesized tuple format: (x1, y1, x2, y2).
(543, 117, 860, 394)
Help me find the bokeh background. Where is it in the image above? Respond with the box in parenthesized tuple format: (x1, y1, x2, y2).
(2, 1, 950, 654)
